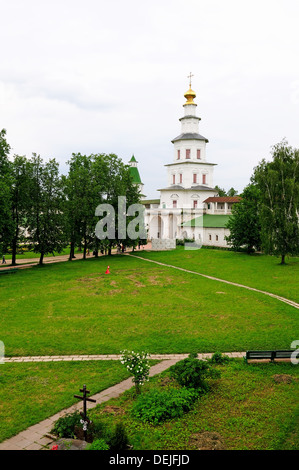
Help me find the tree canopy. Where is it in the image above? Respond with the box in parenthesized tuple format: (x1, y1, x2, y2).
(253, 140, 299, 264)
(225, 183, 261, 253)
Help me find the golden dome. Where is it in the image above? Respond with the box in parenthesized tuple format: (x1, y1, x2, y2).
(184, 87, 196, 105)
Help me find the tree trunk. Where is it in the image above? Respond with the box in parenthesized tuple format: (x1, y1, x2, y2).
(281, 254, 286, 265)
(69, 241, 75, 261)
(39, 252, 44, 265)
(83, 237, 87, 260)
(11, 238, 17, 266)
(108, 241, 112, 256)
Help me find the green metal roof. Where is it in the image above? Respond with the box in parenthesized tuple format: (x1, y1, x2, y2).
(129, 166, 142, 184)
(129, 155, 137, 162)
(141, 199, 160, 204)
(181, 214, 232, 228)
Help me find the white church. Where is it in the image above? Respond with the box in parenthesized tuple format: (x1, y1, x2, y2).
(129, 78, 240, 249)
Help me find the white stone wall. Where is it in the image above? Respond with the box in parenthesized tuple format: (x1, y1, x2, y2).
(151, 238, 176, 251)
(179, 226, 230, 248)
(167, 161, 214, 188)
(173, 140, 207, 163)
(203, 228, 230, 247)
(160, 189, 217, 210)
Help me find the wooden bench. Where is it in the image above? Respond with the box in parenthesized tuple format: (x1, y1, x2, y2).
(245, 350, 294, 363)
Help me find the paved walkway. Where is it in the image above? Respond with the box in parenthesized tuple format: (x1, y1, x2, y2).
(0, 244, 152, 272)
(129, 254, 299, 310)
(0, 352, 245, 450)
(3, 352, 245, 363)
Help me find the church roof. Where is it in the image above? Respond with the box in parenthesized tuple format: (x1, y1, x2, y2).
(204, 196, 241, 203)
(129, 155, 137, 162)
(181, 214, 232, 228)
(141, 199, 160, 205)
(129, 166, 142, 184)
(171, 132, 209, 143)
(164, 161, 217, 167)
(158, 185, 216, 191)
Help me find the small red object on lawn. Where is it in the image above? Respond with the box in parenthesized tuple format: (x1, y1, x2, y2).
(105, 266, 110, 274)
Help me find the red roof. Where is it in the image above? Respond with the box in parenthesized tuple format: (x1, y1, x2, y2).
(203, 196, 241, 203)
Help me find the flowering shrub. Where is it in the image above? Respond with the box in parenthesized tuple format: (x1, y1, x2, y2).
(120, 350, 150, 394)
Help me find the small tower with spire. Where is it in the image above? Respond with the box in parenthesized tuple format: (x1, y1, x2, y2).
(128, 155, 145, 196)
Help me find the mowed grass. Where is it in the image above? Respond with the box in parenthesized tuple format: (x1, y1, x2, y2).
(0, 252, 298, 356)
(0, 360, 133, 443)
(132, 247, 299, 303)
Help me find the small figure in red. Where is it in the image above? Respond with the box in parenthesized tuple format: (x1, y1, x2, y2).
(105, 266, 110, 274)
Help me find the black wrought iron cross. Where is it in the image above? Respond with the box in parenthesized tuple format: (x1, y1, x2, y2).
(74, 384, 96, 440)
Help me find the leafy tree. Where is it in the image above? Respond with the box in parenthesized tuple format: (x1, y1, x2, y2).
(227, 187, 238, 197)
(93, 153, 142, 255)
(63, 153, 104, 261)
(214, 185, 238, 197)
(214, 185, 226, 197)
(225, 184, 261, 253)
(27, 154, 67, 265)
(253, 140, 299, 264)
(10, 155, 32, 265)
(0, 129, 13, 256)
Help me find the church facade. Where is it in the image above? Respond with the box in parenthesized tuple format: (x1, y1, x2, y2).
(129, 81, 240, 248)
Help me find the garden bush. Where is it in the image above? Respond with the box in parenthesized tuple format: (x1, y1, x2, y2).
(108, 422, 130, 450)
(210, 351, 230, 364)
(131, 387, 200, 425)
(51, 411, 82, 438)
(86, 438, 109, 450)
(169, 353, 221, 390)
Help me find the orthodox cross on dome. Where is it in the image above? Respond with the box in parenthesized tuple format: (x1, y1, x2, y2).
(187, 72, 194, 88)
(184, 73, 196, 105)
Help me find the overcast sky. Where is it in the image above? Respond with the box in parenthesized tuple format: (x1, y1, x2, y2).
(1, 0, 298, 198)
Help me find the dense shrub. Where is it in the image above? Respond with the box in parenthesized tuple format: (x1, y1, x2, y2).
(210, 352, 230, 364)
(131, 387, 200, 425)
(176, 238, 196, 246)
(108, 422, 130, 450)
(86, 438, 109, 450)
(51, 411, 82, 438)
(169, 354, 221, 390)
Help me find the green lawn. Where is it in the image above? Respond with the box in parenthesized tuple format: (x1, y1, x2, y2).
(132, 247, 299, 302)
(0, 251, 298, 356)
(1, 248, 298, 450)
(89, 359, 299, 450)
(0, 360, 133, 443)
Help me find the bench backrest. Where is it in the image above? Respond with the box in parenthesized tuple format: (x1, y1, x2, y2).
(246, 350, 293, 360)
